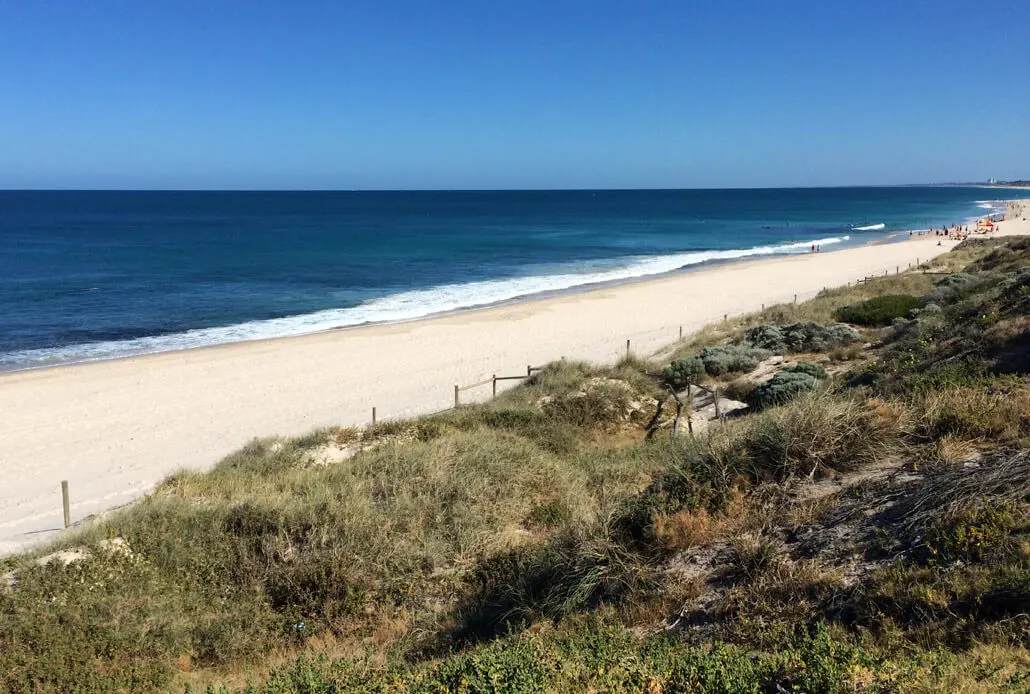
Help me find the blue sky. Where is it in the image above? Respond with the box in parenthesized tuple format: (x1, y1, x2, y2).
(0, 1, 1026, 189)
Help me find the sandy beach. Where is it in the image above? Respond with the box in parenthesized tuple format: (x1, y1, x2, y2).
(1, 210, 1027, 556)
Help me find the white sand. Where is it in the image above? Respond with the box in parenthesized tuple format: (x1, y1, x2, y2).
(1, 210, 1027, 556)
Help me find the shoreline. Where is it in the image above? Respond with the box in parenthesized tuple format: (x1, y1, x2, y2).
(0, 235, 859, 375)
(0, 202, 1004, 375)
(0, 205, 1026, 556)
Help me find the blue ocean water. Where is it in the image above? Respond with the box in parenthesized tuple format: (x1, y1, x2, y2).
(0, 187, 1025, 371)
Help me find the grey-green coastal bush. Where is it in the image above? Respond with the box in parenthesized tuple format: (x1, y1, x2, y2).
(748, 364, 828, 410)
(661, 357, 705, 390)
(782, 361, 829, 380)
(745, 322, 860, 354)
(696, 345, 771, 377)
(921, 272, 983, 307)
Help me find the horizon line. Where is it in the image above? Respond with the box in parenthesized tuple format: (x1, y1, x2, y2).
(0, 182, 1003, 193)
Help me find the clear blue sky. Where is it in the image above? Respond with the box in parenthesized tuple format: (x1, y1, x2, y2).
(1, 1, 1026, 189)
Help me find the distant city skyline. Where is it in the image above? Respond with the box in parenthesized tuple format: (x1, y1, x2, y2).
(1, 1, 1027, 190)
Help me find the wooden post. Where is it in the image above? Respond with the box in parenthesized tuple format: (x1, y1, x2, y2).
(686, 384, 694, 437)
(372, 407, 377, 426)
(713, 388, 721, 419)
(626, 338, 630, 356)
(527, 364, 532, 377)
(454, 384, 459, 408)
(61, 480, 70, 529)
(896, 265, 899, 275)
(678, 325, 683, 339)
(793, 293, 797, 304)
(723, 313, 727, 321)
(761, 303, 764, 311)
(492, 375, 497, 398)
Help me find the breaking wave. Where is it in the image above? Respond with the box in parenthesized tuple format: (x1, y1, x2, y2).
(0, 235, 850, 371)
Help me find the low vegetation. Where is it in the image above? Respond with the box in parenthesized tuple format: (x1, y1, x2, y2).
(744, 321, 860, 353)
(748, 361, 829, 409)
(833, 293, 921, 326)
(4, 237, 1030, 692)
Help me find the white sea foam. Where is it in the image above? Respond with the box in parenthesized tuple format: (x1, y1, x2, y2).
(852, 223, 886, 231)
(0, 235, 850, 370)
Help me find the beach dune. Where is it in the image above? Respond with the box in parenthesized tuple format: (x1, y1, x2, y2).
(1, 218, 1026, 555)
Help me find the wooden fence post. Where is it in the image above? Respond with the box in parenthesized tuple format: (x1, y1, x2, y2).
(372, 407, 377, 426)
(679, 325, 683, 339)
(527, 364, 532, 377)
(713, 388, 721, 419)
(793, 294, 797, 304)
(626, 339, 630, 356)
(61, 480, 70, 529)
(685, 384, 694, 437)
(492, 375, 497, 398)
(454, 385, 459, 408)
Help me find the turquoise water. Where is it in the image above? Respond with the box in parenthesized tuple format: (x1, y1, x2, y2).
(0, 186, 1024, 371)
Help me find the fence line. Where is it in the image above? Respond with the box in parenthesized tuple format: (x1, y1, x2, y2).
(365, 250, 935, 427)
(453, 364, 547, 407)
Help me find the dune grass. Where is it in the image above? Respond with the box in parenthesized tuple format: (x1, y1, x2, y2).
(3, 237, 1030, 692)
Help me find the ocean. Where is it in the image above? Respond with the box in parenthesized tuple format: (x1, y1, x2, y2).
(1, 186, 1025, 371)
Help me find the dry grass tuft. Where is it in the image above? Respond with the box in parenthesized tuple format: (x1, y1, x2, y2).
(652, 488, 750, 550)
(914, 386, 1030, 444)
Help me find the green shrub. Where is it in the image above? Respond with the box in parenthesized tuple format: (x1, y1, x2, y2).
(745, 322, 860, 354)
(697, 345, 770, 377)
(922, 272, 979, 306)
(236, 620, 908, 694)
(749, 371, 823, 410)
(925, 503, 1021, 565)
(833, 294, 921, 326)
(661, 356, 705, 389)
(783, 361, 829, 380)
